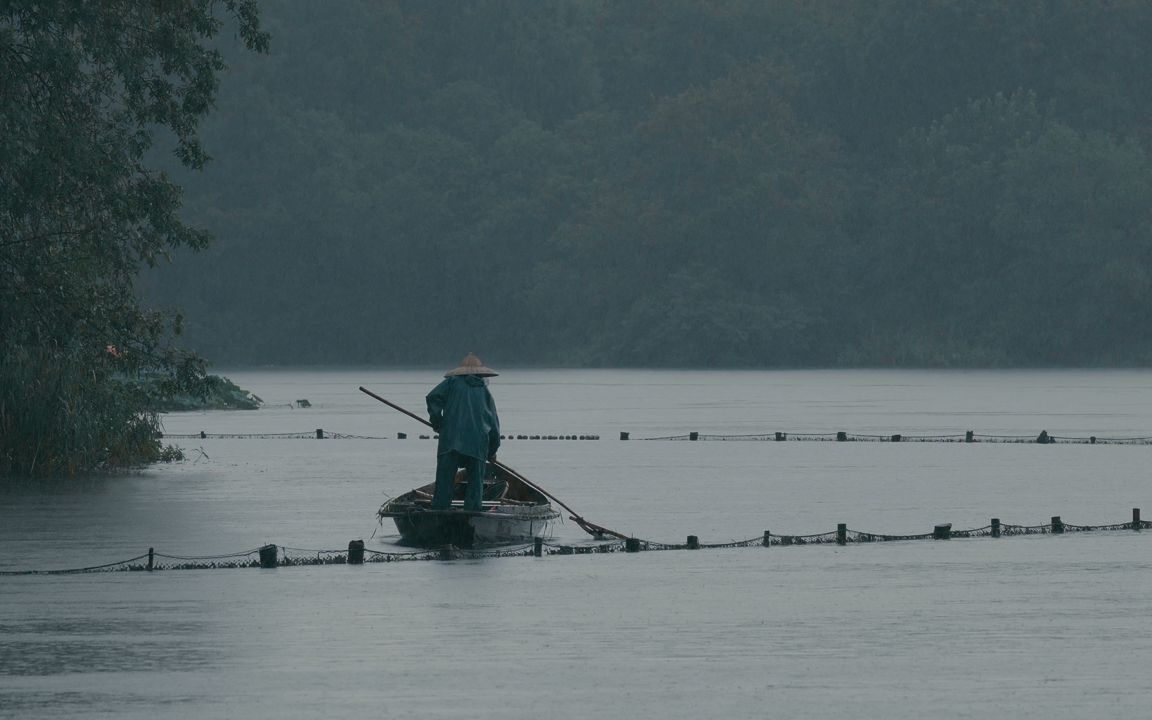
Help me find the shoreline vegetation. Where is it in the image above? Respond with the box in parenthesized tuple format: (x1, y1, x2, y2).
(1, 2, 268, 478)
(152, 375, 262, 412)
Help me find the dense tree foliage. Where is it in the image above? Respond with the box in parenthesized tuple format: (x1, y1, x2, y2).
(1, 1, 266, 476)
(141, 0, 1152, 368)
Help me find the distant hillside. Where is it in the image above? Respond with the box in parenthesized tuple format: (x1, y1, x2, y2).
(141, 0, 1152, 367)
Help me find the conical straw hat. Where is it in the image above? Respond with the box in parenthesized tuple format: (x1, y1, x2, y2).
(445, 352, 499, 377)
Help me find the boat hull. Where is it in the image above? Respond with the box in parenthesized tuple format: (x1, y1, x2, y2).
(379, 466, 560, 549)
(390, 504, 559, 548)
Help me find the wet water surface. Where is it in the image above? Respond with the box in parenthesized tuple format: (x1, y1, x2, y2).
(3, 369, 1151, 719)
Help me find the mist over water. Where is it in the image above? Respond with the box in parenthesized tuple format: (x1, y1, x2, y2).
(3, 369, 1151, 719)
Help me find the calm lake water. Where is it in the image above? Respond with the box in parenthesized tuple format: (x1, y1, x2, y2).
(2, 369, 1151, 719)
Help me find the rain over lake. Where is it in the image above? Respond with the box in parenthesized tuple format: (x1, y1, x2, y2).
(2, 368, 1151, 719)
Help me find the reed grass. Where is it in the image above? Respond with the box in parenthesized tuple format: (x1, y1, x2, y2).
(0, 346, 180, 478)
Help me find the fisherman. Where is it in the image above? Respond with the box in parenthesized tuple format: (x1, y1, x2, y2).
(426, 353, 501, 511)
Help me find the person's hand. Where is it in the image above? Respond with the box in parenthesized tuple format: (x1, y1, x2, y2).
(429, 415, 442, 432)
(488, 453, 497, 463)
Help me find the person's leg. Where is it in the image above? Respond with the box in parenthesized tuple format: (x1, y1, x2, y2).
(431, 452, 459, 509)
(463, 455, 486, 511)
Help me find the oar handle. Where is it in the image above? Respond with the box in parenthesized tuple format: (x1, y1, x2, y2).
(358, 386, 432, 427)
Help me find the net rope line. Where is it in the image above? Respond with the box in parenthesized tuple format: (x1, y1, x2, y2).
(645, 433, 1152, 443)
(160, 432, 593, 440)
(158, 430, 1152, 444)
(154, 548, 263, 561)
(0, 553, 153, 576)
(4, 517, 1148, 573)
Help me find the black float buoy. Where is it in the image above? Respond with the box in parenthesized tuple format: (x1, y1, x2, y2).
(258, 544, 278, 568)
(347, 539, 365, 565)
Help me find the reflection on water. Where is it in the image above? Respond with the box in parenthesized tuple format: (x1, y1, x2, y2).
(2, 369, 1152, 719)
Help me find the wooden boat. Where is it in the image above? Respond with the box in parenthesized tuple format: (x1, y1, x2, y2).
(377, 464, 560, 548)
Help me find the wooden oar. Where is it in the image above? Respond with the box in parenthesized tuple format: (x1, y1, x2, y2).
(358, 385, 626, 540)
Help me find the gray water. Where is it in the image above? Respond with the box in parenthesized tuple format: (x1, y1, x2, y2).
(2, 369, 1151, 719)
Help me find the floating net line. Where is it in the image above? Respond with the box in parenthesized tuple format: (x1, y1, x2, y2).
(642, 432, 1152, 444)
(161, 432, 389, 440)
(3, 515, 1148, 574)
(159, 432, 601, 441)
(159, 430, 1152, 444)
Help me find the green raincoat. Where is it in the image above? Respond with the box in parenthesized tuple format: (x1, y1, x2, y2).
(426, 375, 501, 460)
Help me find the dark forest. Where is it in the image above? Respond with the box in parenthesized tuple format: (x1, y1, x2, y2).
(134, 1, 1152, 367)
